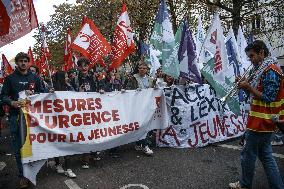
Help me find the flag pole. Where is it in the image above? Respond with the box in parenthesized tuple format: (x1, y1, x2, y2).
(40, 23, 54, 89)
(44, 57, 54, 89)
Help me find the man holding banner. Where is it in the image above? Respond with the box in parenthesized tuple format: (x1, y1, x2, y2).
(75, 57, 98, 169)
(125, 61, 155, 155)
(0, 52, 45, 188)
(229, 40, 284, 189)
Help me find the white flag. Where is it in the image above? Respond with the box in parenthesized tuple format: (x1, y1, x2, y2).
(203, 13, 229, 83)
(225, 28, 243, 81)
(195, 15, 212, 70)
(149, 45, 162, 77)
(237, 26, 250, 74)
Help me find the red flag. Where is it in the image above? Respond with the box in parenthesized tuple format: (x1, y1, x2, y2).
(35, 58, 47, 76)
(81, 15, 87, 26)
(64, 27, 75, 71)
(71, 17, 111, 67)
(98, 59, 107, 67)
(35, 59, 41, 69)
(0, 1, 11, 36)
(1, 54, 13, 78)
(41, 24, 51, 60)
(64, 55, 74, 71)
(109, 3, 135, 70)
(39, 24, 51, 75)
(28, 47, 35, 66)
(0, 0, 38, 47)
(40, 54, 47, 74)
(64, 28, 72, 62)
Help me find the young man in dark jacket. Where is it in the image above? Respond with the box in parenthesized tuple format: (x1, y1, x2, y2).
(75, 57, 99, 169)
(0, 52, 45, 188)
(77, 57, 97, 93)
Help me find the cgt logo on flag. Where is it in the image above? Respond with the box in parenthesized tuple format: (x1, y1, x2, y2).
(71, 17, 111, 65)
(76, 24, 95, 50)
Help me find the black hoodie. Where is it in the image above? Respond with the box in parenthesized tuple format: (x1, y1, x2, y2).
(77, 72, 97, 92)
(0, 69, 45, 115)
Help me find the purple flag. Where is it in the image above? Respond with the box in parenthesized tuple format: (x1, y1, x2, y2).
(178, 19, 202, 84)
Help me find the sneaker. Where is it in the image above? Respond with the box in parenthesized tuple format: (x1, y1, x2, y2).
(271, 140, 283, 146)
(65, 169, 76, 178)
(93, 156, 101, 161)
(82, 163, 89, 169)
(93, 151, 101, 161)
(55, 164, 64, 174)
(135, 145, 154, 156)
(229, 181, 247, 189)
(19, 177, 29, 189)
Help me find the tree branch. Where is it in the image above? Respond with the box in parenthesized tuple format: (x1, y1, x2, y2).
(205, 0, 233, 13)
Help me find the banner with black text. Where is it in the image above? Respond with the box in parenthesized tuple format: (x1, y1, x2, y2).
(157, 84, 246, 148)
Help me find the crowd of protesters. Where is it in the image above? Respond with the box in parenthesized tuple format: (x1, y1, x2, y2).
(0, 52, 180, 188)
(0, 41, 284, 189)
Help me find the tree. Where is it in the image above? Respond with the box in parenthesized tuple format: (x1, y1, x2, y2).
(199, 0, 282, 38)
(32, 0, 283, 68)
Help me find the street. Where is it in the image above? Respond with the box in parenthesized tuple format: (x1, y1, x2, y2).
(1, 128, 283, 189)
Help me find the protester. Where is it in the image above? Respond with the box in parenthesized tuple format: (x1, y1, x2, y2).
(154, 68, 167, 88)
(229, 40, 284, 189)
(124, 61, 155, 156)
(43, 75, 53, 91)
(164, 74, 175, 87)
(52, 71, 76, 178)
(109, 70, 123, 91)
(76, 57, 98, 168)
(29, 65, 40, 76)
(0, 52, 45, 188)
(67, 69, 78, 91)
(77, 57, 97, 93)
(99, 69, 122, 158)
(96, 68, 111, 93)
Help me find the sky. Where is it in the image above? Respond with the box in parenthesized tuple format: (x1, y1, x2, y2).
(0, 0, 77, 62)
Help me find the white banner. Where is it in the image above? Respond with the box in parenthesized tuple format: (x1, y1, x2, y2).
(20, 89, 168, 184)
(157, 84, 246, 148)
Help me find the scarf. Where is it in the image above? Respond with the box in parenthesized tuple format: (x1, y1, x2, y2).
(250, 57, 278, 88)
(247, 57, 278, 102)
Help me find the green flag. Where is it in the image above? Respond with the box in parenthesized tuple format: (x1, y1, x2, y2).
(149, 0, 180, 79)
